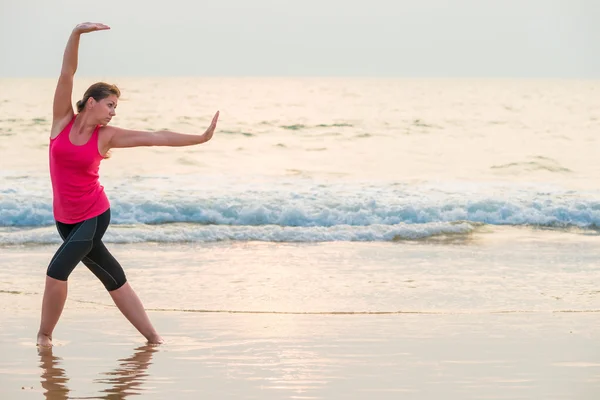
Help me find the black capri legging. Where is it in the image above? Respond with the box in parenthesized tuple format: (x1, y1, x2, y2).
(46, 208, 127, 291)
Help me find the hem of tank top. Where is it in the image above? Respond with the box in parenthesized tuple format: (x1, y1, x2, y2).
(53, 203, 111, 225)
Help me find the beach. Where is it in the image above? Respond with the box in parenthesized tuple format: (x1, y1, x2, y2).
(1, 228, 600, 399)
(1, 306, 598, 399)
(1, 77, 600, 398)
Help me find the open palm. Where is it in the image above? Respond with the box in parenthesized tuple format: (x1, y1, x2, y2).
(202, 111, 220, 143)
(74, 22, 110, 34)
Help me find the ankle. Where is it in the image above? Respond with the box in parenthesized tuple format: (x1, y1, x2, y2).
(37, 331, 53, 347)
(146, 333, 164, 345)
(37, 331, 52, 339)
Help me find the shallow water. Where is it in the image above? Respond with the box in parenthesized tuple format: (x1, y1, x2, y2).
(1, 312, 599, 400)
(2, 228, 600, 315)
(2, 229, 600, 398)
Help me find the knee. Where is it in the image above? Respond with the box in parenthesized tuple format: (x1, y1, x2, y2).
(46, 269, 69, 281)
(105, 278, 127, 292)
(92, 262, 127, 292)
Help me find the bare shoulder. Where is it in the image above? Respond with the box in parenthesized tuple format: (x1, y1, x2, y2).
(99, 124, 120, 141)
(98, 125, 118, 154)
(50, 112, 75, 139)
(101, 125, 130, 135)
(102, 125, 154, 150)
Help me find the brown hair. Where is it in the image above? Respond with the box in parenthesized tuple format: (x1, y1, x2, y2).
(76, 82, 121, 113)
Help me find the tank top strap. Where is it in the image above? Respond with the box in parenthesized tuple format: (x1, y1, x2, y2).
(89, 124, 103, 156)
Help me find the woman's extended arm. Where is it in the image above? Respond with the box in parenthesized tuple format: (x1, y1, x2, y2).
(106, 111, 220, 149)
(52, 23, 110, 128)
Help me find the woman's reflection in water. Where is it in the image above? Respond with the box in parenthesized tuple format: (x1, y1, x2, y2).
(39, 345, 158, 399)
(39, 347, 69, 400)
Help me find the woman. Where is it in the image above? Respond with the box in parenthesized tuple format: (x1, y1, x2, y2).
(38, 22, 219, 347)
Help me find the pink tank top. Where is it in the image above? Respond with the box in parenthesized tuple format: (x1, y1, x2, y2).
(49, 116, 110, 224)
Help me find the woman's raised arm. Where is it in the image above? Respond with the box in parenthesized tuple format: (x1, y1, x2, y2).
(52, 23, 110, 129)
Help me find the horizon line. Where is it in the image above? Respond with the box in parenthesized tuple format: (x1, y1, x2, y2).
(1, 75, 599, 80)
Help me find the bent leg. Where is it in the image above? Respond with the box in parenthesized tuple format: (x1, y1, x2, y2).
(83, 241, 163, 344)
(82, 241, 127, 291)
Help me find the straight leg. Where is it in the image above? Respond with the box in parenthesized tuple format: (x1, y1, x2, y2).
(37, 276, 68, 347)
(108, 282, 163, 344)
(38, 218, 96, 347)
(83, 239, 163, 344)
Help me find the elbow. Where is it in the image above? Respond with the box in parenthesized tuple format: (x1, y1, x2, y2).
(59, 71, 75, 80)
(152, 131, 169, 146)
(148, 131, 178, 147)
(147, 132, 158, 146)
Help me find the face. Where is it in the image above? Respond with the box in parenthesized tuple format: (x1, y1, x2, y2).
(88, 94, 118, 125)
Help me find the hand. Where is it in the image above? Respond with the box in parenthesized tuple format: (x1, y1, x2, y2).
(201, 111, 219, 143)
(73, 22, 110, 34)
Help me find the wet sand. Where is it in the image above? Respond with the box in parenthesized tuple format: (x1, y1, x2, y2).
(1, 234, 599, 399)
(0, 294, 599, 399)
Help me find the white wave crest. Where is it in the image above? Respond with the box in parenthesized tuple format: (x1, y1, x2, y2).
(0, 222, 475, 244)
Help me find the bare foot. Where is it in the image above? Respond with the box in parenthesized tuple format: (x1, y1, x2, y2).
(37, 332, 53, 347)
(146, 335, 164, 345)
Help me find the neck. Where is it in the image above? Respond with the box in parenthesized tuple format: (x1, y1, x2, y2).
(73, 112, 98, 135)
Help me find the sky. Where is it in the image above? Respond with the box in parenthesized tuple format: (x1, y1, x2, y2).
(0, 0, 598, 78)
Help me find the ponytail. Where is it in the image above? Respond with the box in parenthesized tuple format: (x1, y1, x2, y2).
(76, 99, 86, 113)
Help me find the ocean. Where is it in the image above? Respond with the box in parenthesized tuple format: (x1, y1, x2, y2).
(2, 78, 600, 244)
(1, 77, 599, 398)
